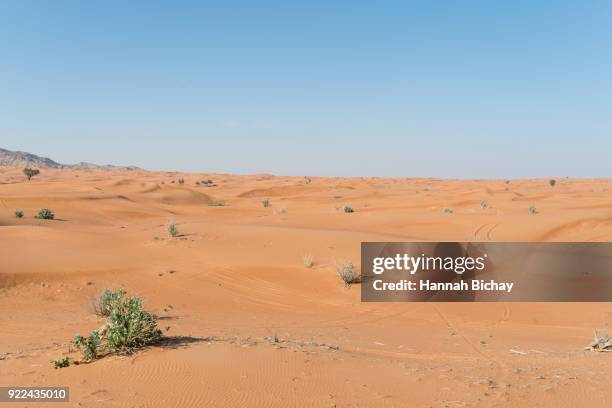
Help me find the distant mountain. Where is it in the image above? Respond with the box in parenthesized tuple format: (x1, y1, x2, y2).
(0, 148, 62, 168)
(0, 148, 140, 171)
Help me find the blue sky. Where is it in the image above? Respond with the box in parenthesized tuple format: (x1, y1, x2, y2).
(1, 1, 611, 177)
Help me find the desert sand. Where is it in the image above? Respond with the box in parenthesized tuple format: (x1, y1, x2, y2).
(2, 168, 612, 407)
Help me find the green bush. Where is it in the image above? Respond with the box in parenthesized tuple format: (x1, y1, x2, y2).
(15, 210, 24, 218)
(167, 223, 178, 238)
(74, 331, 101, 362)
(528, 205, 538, 214)
(74, 290, 162, 361)
(262, 198, 270, 208)
(549, 179, 556, 187)
(93, 289, 127, 317)
(343, 205, 354, 213)
(105, 295, 162, 352)
(35, 208, 54, 220)
(443, 208, 453, 214)
(208, 201, 225, 207)
(52, 356, 71, 369)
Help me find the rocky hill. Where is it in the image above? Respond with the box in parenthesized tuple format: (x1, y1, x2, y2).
(0, 148, 140, 170)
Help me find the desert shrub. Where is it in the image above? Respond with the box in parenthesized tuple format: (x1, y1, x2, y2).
(480, 201, 488, 209)
(23, 167, 40, 181)
(443, 208, 453, 214)
(105, 295, 162, 352)
(178, 178, 185, 184)
(15, 210, 24, 218)
(74, 331, 101, 362)
(74, 290, 162, 361)
(52, 356, 71, 369)
(35, 208, 54, 220)
(335, 261, 360, 286)
(93, 289, 127, 317)
(528, 205, 538, 214)
(208, 201, 225, 206)
(262, 198, 270, 208)
(303, 254, 314, 268)
(549, 179, 556, 187)
(343, 205, 354, 213)
(167, 223, 178, 238)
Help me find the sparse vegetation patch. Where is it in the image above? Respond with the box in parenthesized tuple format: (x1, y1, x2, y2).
(167, 223, 178, 238)
(15, 210, 24, 218)
(343, 205, 354, 213)
(549, 179, 556, 187)
(528, 205, 538, 214)
(35, 208, 54, 220)
(262, 198, 270, 208)
(208, 201, 225, 206)
(443, 208, 453, 214)
(52, 356, 71, 369)
(303, 254, 314, 268)
(335, 261, 361, 286)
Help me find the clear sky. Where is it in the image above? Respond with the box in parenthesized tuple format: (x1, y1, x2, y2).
(1, 1, 611, 177)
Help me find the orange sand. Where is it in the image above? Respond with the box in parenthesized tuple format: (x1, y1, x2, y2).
(2, 168, 612, 407)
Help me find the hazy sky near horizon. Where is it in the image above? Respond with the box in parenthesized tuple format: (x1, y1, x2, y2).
(1, 1, 611, 177)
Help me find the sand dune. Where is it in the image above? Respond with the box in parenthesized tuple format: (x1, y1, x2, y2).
(2, 168, 612, 407)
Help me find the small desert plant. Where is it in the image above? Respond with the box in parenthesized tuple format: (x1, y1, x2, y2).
(105, 295, 162, 352)
(14, 210, 24, 218)
(549, 179, 556, 187)
(74, 331, 101, 361)
(35, 208, 54, 220)
(52, 356, 71, 369)
(178, 178, 185, 184)
(443, 208, 453, 214)
(528, 205, 538, 214)
(167, 223, 178, 238)
(93, 289, 127, 317)
(23, 167, 40, 181)
(343, 205, 354, 213)
(303, 254, 314, 268)
(480, 201, 488, 209)
(262, 198, 270, 208)
(335, 261, 360, 286)
(195, 181, 200, 185)
(75, 290, 162, 361)
(208, 201, 225, 206)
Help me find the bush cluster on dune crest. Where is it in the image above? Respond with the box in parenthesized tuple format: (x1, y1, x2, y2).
(73, 290, 162, 362)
